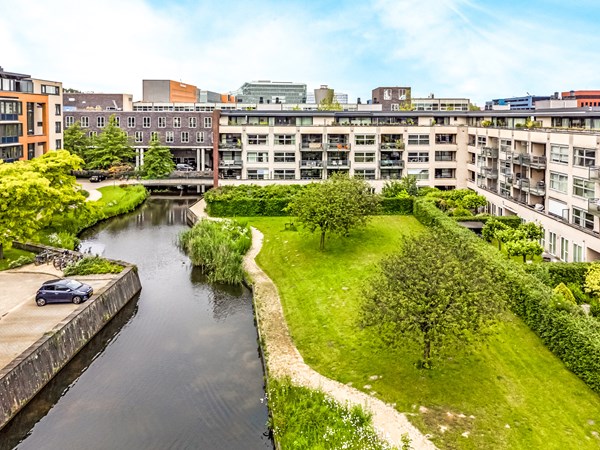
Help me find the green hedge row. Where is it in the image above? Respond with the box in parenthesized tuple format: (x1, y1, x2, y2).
(379, 197, 413, 215)
(413, 197, 600, 392)
(206, 198, 292, 217)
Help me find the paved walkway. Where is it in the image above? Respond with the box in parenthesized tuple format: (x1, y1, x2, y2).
(190, 199, 436, 449)
(0, 264, 118, 371)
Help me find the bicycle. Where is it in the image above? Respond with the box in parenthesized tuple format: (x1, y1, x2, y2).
(34, 250, 53, 266)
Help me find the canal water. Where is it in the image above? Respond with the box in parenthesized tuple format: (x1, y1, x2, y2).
(0, 198, 272, 450)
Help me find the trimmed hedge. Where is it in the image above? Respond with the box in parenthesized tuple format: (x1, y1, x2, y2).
(205, 185, 302, 217)
(379, 197, 413, 215)
(413, 197, 600, 393)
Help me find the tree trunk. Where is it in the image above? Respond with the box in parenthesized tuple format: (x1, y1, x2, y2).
(422, 336, 431, 369)
(523, 254, 527, 263)
(320, 230, 326, 250)
(0, 242, 3, 260)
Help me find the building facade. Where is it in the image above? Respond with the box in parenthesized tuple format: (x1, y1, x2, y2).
(485, 95, 552, 110)
(231, 81, 307, 104)
(371, 86, 412, 111)
(143, 80, 198, 103)
(561, 90, 600, 108)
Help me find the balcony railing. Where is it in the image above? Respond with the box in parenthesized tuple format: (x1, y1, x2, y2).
(479, 168, 498, 179)
(301, 142, 324, 150)
(326, 142, 351, 150)
(588, 198, 600, 216)
(300, 160, 324, 168)
(219, 142, 242, 149)
(480, 146, 499, 158)
(218, 159, 243, 168)
(379, 159, 404, 168)
(326, 159, 350, 168)
(517, 179, 546, 196)
(513, 153, 547, 169)
(589, 166, 600, 181)
(379, 142, 405, 150)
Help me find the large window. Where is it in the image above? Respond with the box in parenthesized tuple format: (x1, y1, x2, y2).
(561, 237, 569, 262)
(573, 147, 595, 167)
(355, 135, 376, 146)
(353, 169, 375, 179)
(55, 104, 61, 116)
(189, 117, 197, 128)
(248, 134, 268, 145)
(354, 152, 375, 163)
(55, 121, 61, 133)
(97, 116, 105, 128)
(477, 136, 487, 146)
(274, 152, 295, 163)
(80, 116, 89, 128)
(166, 131, 174, 143)
(407, 151, 429, 163)
(65, 116, 74, 127)
(247, 169, 269, 179)
(548, 231, 557, 255)
(572, 207, 594, 230)
(181, 131, 189, 143)
(134, 131, 143, 143)
(408, 134, 429, 145)
(407, 168, 429, 180)
(127, 117, 135, 128)
(41, 84, 59, 95)
(549, 172, 568, 193)
(550, 145, 568, 164)
(573, 243, 584, 262)
(273, 169, 295, 180)
(247, 152, 269, 163)
(143, 117, 151, 128)
(196, 131, 205, 143)
(158, 117, 166, 128)
(204, 117, 212, 128)
(173, 117, 181, 128)
(113, 116, 120, 127)
(573, 176, 595, 198)
(274, 134, 295, 145)
(435, 151, 455, 161)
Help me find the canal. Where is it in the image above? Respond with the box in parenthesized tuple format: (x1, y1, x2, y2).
(0, 198, 272, 450)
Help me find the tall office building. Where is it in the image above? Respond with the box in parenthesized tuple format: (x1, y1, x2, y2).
(231, 81, 307, 104)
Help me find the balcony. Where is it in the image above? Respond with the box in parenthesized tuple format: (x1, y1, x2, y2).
(513, 153, 547, 169)
(480, 146, 499, 158)
(219, 142, 242, 150)
(379, 142, 405, 150)
(379, 159, 404, 168)
(588, 198, 600, 216)
(218, 159, 243, 169)
(326, 142, 351, 150)
(517, 179, 546, 196)
(589, 166, 600, 181)
(300, 160, 324, 168)
(301, 142, 324, 151)
(479, 168, 498, 179)
(326, 159, 350, 168)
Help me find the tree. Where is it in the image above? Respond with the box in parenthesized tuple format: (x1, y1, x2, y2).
(585, 264, 600, 297)
(458, 193, 487, 212)
(64, 120, 92, 161)
(481, 218, 508, 248)
(361, 231, 506, 367)
(86, 115, 135, 169)
(505, 239, 543, 263)
(381, 175, 418, 197)
(0, 151, 85, 259)
(286, 173, 378, 250)
(141, 134, 175, 179)
(520, 221, 544, 241)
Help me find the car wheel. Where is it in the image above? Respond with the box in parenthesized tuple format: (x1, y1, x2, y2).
(72, 296, 82, 305)
(36, 298, 46, 307)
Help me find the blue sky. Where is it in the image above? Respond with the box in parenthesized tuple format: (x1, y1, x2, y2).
(1, 0, 599, 105)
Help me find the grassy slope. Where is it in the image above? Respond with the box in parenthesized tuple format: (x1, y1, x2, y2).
(0, 248, 34, 270)
(249, 216, 600, 449)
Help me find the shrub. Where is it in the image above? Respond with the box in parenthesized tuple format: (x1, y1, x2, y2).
(179, 219, 251, 284)
(590, 299, 600, 318)
(553, 282, 577, 306)
(567, 282, 590, 305)
(449, 206, 472, 217)
(379, 195, 413, 215)
(63, 256, 124, 276)
(47, 231, 81, 251)
(8, 255, 35, 269)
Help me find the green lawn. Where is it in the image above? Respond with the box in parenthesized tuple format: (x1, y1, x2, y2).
(0, 248, 35, 270)
(249, 216, 600, 449)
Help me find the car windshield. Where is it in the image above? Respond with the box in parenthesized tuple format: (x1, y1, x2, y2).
(65, 280, 83, 290)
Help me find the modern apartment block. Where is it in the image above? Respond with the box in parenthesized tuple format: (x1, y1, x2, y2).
(561, 90, 600, 108)
(485, 95, 552, 111)
(215, 107, 600, 262)
(142, 80, 199, 103)
(231, 81, 307, 104)
(0, 67, 62, 162)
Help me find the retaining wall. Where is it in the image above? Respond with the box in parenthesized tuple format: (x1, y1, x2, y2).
(0, 256, 141, 430)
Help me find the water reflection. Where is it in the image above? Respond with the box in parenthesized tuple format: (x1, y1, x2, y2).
(191, 267, 250, 321)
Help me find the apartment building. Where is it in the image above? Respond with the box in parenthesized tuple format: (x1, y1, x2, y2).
(0, 67, 62, 162)
(214, 107, 600, 262)
(142, 80, 198, 103)
(231, 81, 307, 104)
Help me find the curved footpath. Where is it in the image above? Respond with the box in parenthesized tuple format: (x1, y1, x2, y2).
(190, 200, 436, 449)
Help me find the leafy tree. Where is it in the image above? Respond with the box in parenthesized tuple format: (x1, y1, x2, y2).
(141, 134, 175, 179)
(286, 173, 378, 250)
(458, 193, 487, 212)
(520, 221, 544, 241)
(585, 264, 600, 297)
(505, 239, 543, 263)
(63, 120, 92, 161)
(481, 217, 508, 247)
(86, 115, 134, 169)
(381, 175, 418, 198)
(361, 231, 506, 367)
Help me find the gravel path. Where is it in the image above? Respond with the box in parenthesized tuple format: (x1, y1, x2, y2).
(191, 200, 436, 449)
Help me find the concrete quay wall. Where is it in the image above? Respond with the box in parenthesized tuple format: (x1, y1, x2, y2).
(0, 262, 141, 430)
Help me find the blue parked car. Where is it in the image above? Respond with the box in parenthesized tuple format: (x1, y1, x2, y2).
(35, 279, 94, 306)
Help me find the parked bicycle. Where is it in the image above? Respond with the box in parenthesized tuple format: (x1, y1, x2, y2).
(34, 249, 54, 266)
(52, 252, 82, 271)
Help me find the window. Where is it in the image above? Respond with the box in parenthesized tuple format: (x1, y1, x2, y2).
(500, 139, 512, 152)
(572, 207, 594, 230)
(354, 169, 375, 179)
(127, 117, 135, 128)
(55, 139, 62, 149)
(151, 131, 159, 141)
(391, 104, 400, 111)
(247, 152, 269, 163)
(573, 176, 595, 198)
(65, 116, 74, 127)
(273, 169, 295, 180)
(407, 134, 429, 145)
(354, 152, 375, 163)
(135, 131, 143, 143)
(55, 121, 61, 133)
(97, 116, 105, 128)
(573, 243, 584, 262)
(355, 135, 376, 146)
(204, 117, 212, 128)
(80, 116, 89, 128)
(248, 134, 268, 145)
(113, 116, 120, 127)
(550, 145, 568, 164)
(549, 172, 568, 193)
(407, 168, 429, 180)
(435, 151, 455, 161)
(166, 131, 174, 143)
(274, 152, 295, 163)
(189, 117, 197, 128)
(247, 169, 269, 179)
(158, 117, 166, 128)
(89, 131, 97, 138)
(548, 231, 557, 255)
(435, 168, 455, 179)
(173, 117, 181, 128)
(383, 89, 392, 100)
(573, 147, 595, 167)
(143, 117, 151, 128)
(435, 134, 456, 144)
(55, 104, 61, 116)
(275, 134, 295, 145)
(41, 84, 59, 95)
(181, 131, 189, 143)
(477, 136, 487, 146)
(407, 151, 429, 163)
(196, 131, 205, 143)
(561, 237, 569, 262)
